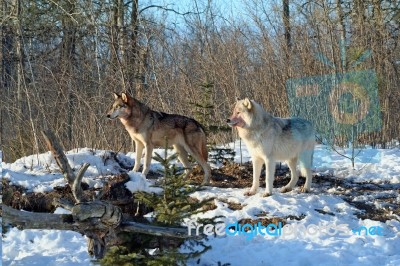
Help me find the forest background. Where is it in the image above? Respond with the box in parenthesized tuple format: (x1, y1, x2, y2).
(1, 0, 399, 162)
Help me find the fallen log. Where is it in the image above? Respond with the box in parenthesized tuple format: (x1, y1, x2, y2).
(3, 205, 76, 231)
(2, 205, 192, 238)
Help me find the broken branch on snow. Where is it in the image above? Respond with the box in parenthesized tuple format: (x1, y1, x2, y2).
(41, 129, 88, 203)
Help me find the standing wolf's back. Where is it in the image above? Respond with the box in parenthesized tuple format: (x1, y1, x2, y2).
(154, 112, 208, 161)
(279, 117, 315, 142)
(154, 112, 205, 133)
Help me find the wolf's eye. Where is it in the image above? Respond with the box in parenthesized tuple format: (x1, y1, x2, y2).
(236, 112, 240, 115)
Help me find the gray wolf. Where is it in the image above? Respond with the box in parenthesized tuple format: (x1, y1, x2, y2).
(107, 92, 211, 184)
(227, 98, 315, 196)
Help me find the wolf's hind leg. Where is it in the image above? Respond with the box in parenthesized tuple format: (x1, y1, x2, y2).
(299, 149, 313, 193)
(301, 167, 312, 193)
(183, 143, 211, 185)
(173, 144, 193, 176)
(281, 157, 298, 193)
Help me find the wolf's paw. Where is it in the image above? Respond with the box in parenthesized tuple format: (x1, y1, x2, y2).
(142, 168, 150, 176)
(280, 187, 293, 193)
(262, 192, 272, 197)
(301, 186, 310, 193)
(244, 190, 257, 196)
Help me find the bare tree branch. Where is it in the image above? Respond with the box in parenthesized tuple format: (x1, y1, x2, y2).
(139, 5, 203, 16)
(41, 130, 75, 184)
(73, 163, 89, 203)
(41, 130, 87, 203)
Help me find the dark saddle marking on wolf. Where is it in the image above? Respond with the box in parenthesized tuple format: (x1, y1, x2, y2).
(153, 111, 205, 133)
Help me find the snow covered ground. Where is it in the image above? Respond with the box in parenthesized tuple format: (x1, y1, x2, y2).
(2, 143, 400, 265)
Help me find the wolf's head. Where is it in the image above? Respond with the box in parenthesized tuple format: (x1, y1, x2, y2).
(106, 92, 132, 119)
(227, 98, 255, 128)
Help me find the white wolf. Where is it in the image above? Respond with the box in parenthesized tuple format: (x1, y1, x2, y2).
(227, 98, 315, 197)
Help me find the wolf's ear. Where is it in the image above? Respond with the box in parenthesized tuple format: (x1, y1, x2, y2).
(113, 92, 119, 99)
(121, 92, 129, 103)
(243, 98, 252, 110)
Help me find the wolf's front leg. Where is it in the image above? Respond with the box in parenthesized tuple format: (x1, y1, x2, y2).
(133, 141, 144, 172)
(142, 144, 153, 176)
(245, 157, 263, 196)
(263, 160, 275, 197)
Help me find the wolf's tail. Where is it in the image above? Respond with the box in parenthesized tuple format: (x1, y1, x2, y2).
(200, 128, 208, 162)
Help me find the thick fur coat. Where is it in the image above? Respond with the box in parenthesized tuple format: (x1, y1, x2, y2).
(107, 92, 211, 184)
(227, 98, 315, 196)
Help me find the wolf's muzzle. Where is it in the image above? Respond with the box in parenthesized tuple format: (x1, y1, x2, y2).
(226, 119, 236, 127)
(106, 114, 116, 119)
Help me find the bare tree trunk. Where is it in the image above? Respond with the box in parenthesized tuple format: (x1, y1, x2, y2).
(336, 0, 347, 72)
(117, 0, 125, 62)
(353, 0, 366, 40)
(282, 0, 291, 52)
(61, 0, 77, 148)
(13, 0, 25, 154)
(0, 0, 8, 147)
(131, 0, 145, 97)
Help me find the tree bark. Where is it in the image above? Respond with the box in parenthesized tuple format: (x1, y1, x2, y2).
(3, 205, 193, 239)
(282, 0, 291, 51)
(60, 0, 77, 148)
(41, 130, 75, 184)
(336, 0, 347, 72)
(3, 205, 77, 231)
